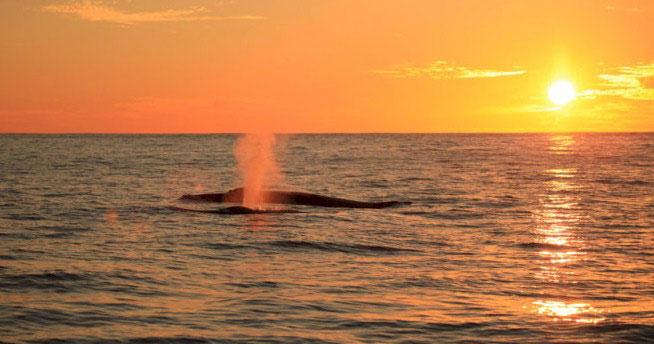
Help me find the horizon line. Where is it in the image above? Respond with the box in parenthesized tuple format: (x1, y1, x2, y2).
(1, 131, 653, 135)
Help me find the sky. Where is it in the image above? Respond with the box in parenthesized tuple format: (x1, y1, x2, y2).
(1, 0, 653, 133)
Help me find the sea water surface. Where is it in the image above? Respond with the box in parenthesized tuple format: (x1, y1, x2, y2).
(1, 133, 653, 343)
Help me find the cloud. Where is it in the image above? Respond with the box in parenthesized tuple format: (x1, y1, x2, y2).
(580, 63, 654, 101)
(373, 60, 526, 80)
(604, 5, 644, 13)
(507, 104, 564, 114)
(42, 1, 264, 25)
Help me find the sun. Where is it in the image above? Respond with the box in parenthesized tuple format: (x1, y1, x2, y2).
(548, 80, 576, 106)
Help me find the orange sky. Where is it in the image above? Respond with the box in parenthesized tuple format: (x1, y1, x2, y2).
(1, 0, 653, 133)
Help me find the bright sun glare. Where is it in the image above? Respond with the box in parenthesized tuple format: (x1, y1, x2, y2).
(548, 80, 576, 106)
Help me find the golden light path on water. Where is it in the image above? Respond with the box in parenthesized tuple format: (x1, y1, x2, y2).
(530, 134, 605, 325)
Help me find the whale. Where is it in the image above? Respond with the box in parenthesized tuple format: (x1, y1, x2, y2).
(179, 187, 410, 209)
(168, 205, 301, 215)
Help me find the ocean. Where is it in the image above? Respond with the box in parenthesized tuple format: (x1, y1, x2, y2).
(0, 133, 653, 343)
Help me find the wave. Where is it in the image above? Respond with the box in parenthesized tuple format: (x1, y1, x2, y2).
(268, 240, 420, 255)
(204, 242, 252, 250)
(225, 281, 281, 289)
(26, 336, 337, 344)
(198, 240, 421, 259)
(582, 323, 654, 343)
(472, 199, 522, 209)
(329, 319, 493, 332)
(379, 276, 453, 289)
(515, 242, 575, 251)
(397, 177, 432, 182)
(402, 210, 486, 220)
(594, 178, 651, 186)
(3, 213, 46, 221)
(0, 305, 177, 329)
(0, 271, 91, 293)
(0, 270, 172, 297)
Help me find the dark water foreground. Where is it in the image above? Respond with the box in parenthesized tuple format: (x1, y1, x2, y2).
(1, 134, 653, 343)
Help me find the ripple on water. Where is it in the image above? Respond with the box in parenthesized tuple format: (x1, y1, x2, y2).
(0, 270, 175, 297)
(1, 133, 653, 344)
(26, 336, 340, 344)
(515, 242, 576, 251)
(266, 240, 421, 255)
(1, 305, 178, 329)
(0, 271, 91, 293)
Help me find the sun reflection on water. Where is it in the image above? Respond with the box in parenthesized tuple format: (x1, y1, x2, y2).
(530, 135, 604, 324)
(533, 300, 605, 324)
(538, 250, 583, 264)
(542, 235, 568, 246)
(548, 135, 575, 155)
(546, 180, 580, 192)
(545, 168, 577, 178)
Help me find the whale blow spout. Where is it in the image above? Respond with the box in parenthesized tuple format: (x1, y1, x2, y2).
(180, 188, 411, 209)
(234, 133, 282, 209)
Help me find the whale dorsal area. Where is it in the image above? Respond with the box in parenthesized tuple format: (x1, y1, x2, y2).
(179, 188, 410, 209)
(168, 205, 300, 215)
